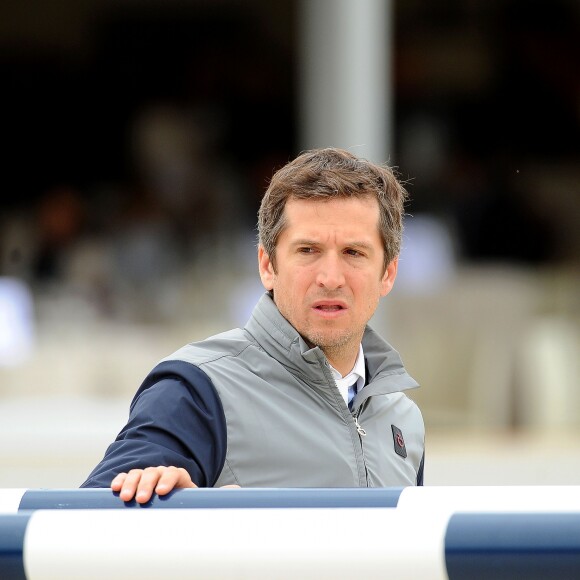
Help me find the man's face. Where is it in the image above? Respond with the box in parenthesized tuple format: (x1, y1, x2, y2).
(258, 196, 397, 371)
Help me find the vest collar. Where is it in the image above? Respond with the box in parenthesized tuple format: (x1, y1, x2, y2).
(245, 293, 419, 396)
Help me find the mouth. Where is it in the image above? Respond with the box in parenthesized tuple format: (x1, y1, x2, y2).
(311, 301, 348, 317)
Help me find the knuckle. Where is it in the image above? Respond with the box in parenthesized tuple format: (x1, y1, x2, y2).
(128, 468, 144, 476)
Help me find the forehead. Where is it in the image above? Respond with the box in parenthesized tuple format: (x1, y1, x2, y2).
(281, 196, 381, 240)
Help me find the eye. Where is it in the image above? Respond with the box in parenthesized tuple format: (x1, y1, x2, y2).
(345, 248, 362, 257)
(298, 246, 315, 254)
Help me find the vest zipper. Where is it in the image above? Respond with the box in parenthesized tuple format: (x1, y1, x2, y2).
(353, 414, 366, 436)
(353, 406, 371, 486)
(320, 357, 368, 485)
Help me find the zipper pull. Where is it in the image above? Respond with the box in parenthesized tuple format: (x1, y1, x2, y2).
(354, 415, 367, 437)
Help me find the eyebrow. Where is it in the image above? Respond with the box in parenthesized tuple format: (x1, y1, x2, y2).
(290, 239, 374, 251)
(290, 239, 319, 247)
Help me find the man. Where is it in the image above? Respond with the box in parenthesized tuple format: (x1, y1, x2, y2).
(82, 147, 425, 502)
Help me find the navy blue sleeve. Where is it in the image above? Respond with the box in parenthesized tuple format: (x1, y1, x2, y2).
(416, 451, 424, 486)
(80, 361, 227, 488)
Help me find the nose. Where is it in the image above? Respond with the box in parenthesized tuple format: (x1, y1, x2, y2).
(315, 253, 346, 290)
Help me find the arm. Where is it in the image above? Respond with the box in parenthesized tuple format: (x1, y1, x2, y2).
(81, 361, 227, 501)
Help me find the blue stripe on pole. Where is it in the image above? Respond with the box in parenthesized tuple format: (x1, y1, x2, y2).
(445, 512, 580, 580)
(18, 487, 404, 511)
(0, 513, 29, 580)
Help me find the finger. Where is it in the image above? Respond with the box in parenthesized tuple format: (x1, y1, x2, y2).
(175, 467, 198, 489)
(155, 467, 196, 496)
(111, 472, 127, 492)
(119, 469, 146, 502)
(153, 466, 181, 496)
(135, 466, 164, 504)
(220, 485, 241, 489)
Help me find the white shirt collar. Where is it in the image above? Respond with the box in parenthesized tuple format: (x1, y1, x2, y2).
(328, 344, 366, 405)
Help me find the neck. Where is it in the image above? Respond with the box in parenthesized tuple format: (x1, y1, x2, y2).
(323, 344, 359, 377)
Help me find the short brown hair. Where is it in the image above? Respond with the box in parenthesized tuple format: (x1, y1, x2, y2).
(258, 147, 408, 272)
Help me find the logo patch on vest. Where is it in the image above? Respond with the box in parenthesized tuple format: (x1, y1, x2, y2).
(391, 425, 407, 458)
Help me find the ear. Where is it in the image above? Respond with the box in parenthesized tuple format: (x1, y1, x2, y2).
(380, 257, 398, 297)
(258, 245, 276, 291)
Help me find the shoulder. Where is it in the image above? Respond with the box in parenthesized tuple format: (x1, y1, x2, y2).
(366, 391, 425, 444)
(161, 328, 257, 367)
(388, 392, 425, 427)
(132, 327, 260, 409)
(131, 358, 223, 416)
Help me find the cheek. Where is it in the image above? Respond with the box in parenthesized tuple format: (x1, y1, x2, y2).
(360, 280, 383, 310)
(275, 273, 309, 310)
(271, 275, 292, 305)
(281, 269, 310, 292)
(272, 285, 301, 328)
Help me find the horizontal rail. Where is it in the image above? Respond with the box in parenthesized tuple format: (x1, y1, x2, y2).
(1, 508, 579, 579)
(2, 485, 580, 513)
(1, 487, 403, 512)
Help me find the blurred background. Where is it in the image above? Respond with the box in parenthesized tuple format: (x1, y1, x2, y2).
(0, 0, 578, 487)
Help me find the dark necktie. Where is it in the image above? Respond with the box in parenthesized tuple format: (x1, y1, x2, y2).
(347, 381, 358, 410)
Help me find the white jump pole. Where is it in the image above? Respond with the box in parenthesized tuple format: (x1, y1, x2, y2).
(1, 507, 580, 579)
(396, 484, 580, 513)
(6, 508, 448, 580)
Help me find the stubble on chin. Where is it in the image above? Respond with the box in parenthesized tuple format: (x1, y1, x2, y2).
(302, 326, 363, 365)
(278, 299, 363, 361)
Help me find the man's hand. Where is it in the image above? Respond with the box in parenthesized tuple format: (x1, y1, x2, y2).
(111, 466, 197, 504)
